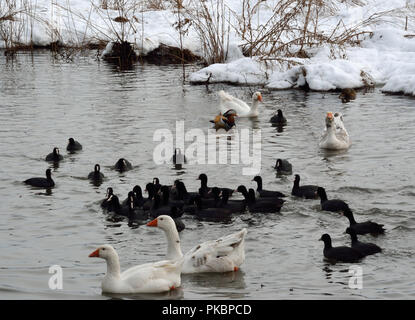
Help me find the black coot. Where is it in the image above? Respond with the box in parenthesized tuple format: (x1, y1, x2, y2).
(66, 138, 82, 151)
(113, 158, 133, 172)
(343, 211, 385, 235)
(248, 188, 284, 213)
(101, 187, 114, 210)
(131, 185, 146, 208)
(346, 228, 382, 256)
(159, 185, 184, 209)
(319, 234, 364, 263)
(291, 174, 319, 199)
(122, 185, 145, 208)
(270, 109, 287, 125)
(153, 178, 162, 193)
(150, 194, 183, 219)
(193, 196, 232, 221)
(173, 180, 199, 205)
(316, 187, 352, 214)
(236, 186, 283, 213)
(142, 183, 156, 211)
(88, 164, 104, 182)
(197, 173, 234, 199)
(106, 193, 147, 219)
(24, 169, 55, 188)
(274, 159, 292, 174)
(45, 147, 63, 162)
(218, 189, 246, 213)
(252, 176, 285, 198)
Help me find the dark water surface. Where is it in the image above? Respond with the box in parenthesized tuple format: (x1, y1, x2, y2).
(0, 52, 414, 299)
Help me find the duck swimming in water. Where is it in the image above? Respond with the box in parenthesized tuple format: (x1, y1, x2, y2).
(88, 164, 104, 183)
(210, 109, 237, 131)
(274, 159, 292, 175)
(24, 168, 55, 188)
(218, 90, 262, 118)
(88, 244, 182, 294)
(147, 215, 246, 274)
(319, 234, 363, 263)
(66, 138, 82, 151)
(346, 228, 382, 256)
(291, 174, 320, 199)
(252, 176, 285, 198)
(45, 147, 63, 162)
(319, 112, 351, 150)
(270, 109, 287, 126)
(113, 158, 133, 172)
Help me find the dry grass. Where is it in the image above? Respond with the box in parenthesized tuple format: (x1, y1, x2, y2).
(0, 0, 34, 49)
(183, 0, 231, 65)
(230, 0, 411, 62)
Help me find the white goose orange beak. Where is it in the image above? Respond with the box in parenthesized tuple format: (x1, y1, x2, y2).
(327, 112, 333, 119)
(258, 94, 263, 102)
(146, 218, 158, 227)
(89, 249, 100, 257)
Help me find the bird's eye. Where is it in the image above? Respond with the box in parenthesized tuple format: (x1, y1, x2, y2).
(102, 248, 105, 251)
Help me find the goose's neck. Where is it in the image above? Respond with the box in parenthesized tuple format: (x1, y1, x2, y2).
(164, 226, 183, 260)
(326, 123, 337, 138)
(251, 99, 259, 112)
(105, 254, 121, 279)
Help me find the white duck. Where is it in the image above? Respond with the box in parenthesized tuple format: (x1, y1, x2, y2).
(319, 112, 351, 150)
(218, 90, 262, 117)
(147, 215, 247, 274)
(88, 244, 182, 294)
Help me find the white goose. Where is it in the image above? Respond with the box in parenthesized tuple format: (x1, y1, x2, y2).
(319, 112, 351, 150)
(147, 215, 247, 274)
(89, 244, 182, 294)
(218, 90, 262, 117)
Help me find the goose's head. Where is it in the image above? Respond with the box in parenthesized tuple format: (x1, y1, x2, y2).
(88, 244, 116, 259)
(53, 147, 60, 155)
(325, 112, 334, 128)
(252, 92, 262, 102)
(146, 215, 175, 231)
(94, 164, 100, 172)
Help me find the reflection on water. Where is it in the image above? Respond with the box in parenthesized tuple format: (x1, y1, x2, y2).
(0, 52, 414, 299)
(103, 287, 184, 300)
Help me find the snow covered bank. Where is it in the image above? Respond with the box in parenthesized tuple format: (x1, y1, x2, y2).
(190, 27, 415, 95)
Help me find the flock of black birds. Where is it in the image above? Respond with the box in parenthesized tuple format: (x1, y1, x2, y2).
(23, 134, 385, 264)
